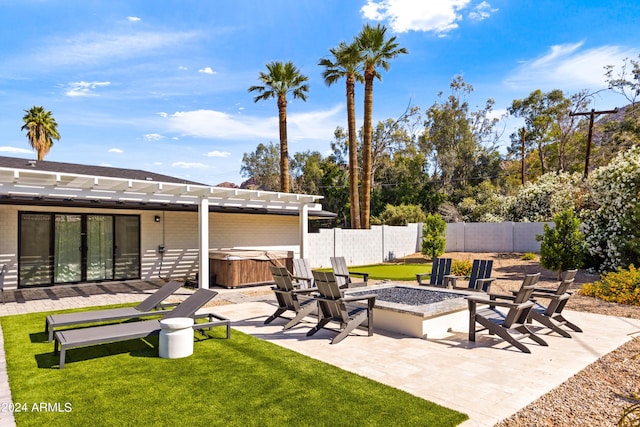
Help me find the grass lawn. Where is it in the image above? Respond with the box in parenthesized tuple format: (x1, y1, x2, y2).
(318, 263, 431, 281)
(0, 306, 467, 426)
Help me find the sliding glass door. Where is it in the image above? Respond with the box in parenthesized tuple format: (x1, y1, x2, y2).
(19, 212, 140, 287)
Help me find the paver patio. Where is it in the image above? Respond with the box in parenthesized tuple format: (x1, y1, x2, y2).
(0, 282, 638, 426)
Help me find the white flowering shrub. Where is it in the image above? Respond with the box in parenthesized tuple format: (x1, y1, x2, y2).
(508, 172, 583, 222)
(582, 146, 640, 271)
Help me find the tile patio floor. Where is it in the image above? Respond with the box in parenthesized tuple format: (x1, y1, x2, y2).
(1, 281, 639, 427)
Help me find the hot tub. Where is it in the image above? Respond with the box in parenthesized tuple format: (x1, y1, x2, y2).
(209, 249, 293, 288)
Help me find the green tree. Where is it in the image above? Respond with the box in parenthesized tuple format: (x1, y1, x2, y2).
(420, 76, 496, 194)
(536, 209, 585, 279)
(248, 61, 309, 193)
(319, 41, 363, 228)
(604, 56, 640, 156)
(508, 89, 584, 176)
(421, 213, 446, 259)
(240, 142, 280, 191)
(355, 23, 407, 229)
(21, 106, 60, 161)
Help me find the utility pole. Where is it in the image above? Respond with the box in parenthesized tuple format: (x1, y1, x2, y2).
(570, 108, 618, 179)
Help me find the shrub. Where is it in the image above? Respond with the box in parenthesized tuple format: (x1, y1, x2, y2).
(450, 259, 472, 276)
(521, 252, 537, 261)
(377, 203, 427, 226)
(582, 145, 640, 271)
(580, 265, 640, 305)
(508, 172, 583, 222)
(421, 213, 446, 259)
(537, 209, 585, 279)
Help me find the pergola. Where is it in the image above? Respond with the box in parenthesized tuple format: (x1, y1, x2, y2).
(0, 166, 325, 288)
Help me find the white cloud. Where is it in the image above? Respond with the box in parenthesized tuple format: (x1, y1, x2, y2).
(361, 0, 472, 34)
(172, 161, 208, 169)
(65, 81, 111, 97)
(143, 133, 164, 142)
(206, 150, 231, 158)
(0, 146, 32, 154)
(178, 65, 188, 71)
(504, 42, 639, 90)
(127, 16, 141, 22)
(108, 148, 123, 153)
(157, 112, 168, 118)
(163, 105, 343, 141)
(198, 67, 216, 75)
(468, 1, 498, 21)
(28, 30, 200, 69)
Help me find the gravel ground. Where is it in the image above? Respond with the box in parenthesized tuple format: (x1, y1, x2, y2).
(436, 252, 640, 427)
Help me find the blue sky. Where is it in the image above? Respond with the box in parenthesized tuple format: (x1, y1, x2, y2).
(0, 0, 638, 186)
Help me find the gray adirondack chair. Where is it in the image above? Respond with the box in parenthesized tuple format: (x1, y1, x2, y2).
(292, 258, 315, 288)
(265, 266, 317, 329)
(307, 271, 376, 344)
(466, 273, 548, 353)
(450, 259, 495, 292)
(330, 256, 368, 288)
(528, 269, 582, 337)
(416, 258, 453, 287)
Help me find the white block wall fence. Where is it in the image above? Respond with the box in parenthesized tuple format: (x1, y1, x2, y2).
(305, 222, 549, 268)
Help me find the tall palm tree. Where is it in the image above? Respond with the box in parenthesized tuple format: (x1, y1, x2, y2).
(248, 61, 309, 193)
(21, 106, 60, 161)
(356, 24, 407, 228)
(319, 41, 364, 229)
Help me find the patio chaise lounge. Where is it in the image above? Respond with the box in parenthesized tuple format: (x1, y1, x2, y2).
(264, 266, 317, 329)
(53, 288, 230, 368)
(448, 259, 495, 292)
(416, 257, 452, 287)
(330, 256, 368, 288)
(45, 280, 184, 342)
(527, 269, 582, 337)
(466, 273, 548, 353)
(307, 271, 376, 344)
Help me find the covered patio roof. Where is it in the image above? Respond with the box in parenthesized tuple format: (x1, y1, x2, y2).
(0, 166, 324, 213)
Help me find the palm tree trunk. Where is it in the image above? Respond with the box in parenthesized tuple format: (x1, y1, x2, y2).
(361, 71, 374, 229)
(346, 75, 361, 229)
(277, 96, 290, 193)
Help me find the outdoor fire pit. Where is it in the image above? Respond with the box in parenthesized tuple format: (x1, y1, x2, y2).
(346, 284, 472, 339)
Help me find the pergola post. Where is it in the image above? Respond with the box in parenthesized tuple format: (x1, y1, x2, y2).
(299, 204, 309, 259)
(198, 196, 209, 289)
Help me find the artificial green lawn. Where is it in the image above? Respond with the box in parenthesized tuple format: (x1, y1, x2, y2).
(1, 305, 466, 427)
(318, 263, 431, 281)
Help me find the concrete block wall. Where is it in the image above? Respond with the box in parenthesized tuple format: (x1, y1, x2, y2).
(306, 223, 423, 268)
(444, 222, 548, 253)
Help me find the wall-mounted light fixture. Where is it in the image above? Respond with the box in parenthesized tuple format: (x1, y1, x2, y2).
(154, 215, 161, 223)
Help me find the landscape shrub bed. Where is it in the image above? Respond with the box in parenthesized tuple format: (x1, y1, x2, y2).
(580, 265, 640, 305)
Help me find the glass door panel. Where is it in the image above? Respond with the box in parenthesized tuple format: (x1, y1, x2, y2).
(19, 213, 53, 286)
(54, 214, 82, 283)
(86, 215, 114, 281)
(114, 216, 140, 280)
